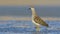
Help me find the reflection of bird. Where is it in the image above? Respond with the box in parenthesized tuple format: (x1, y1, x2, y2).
(29, 7, 49, 31)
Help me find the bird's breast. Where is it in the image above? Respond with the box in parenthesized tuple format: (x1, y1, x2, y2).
(32, 18, 40, 26)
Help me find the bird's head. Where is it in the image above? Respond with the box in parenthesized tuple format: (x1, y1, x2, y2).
(28, 7, 35, 11)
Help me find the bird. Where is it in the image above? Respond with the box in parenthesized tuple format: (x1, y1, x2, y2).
(29, 6, 49, 31)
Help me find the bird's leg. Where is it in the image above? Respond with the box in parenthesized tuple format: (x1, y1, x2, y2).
(35, 25, 40, 32)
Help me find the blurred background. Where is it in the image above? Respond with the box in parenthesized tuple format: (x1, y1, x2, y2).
(0, 0, 60, 34)
(0, 0, 60, 20)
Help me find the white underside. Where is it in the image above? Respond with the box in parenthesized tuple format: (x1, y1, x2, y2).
(32, 19, 40, 26)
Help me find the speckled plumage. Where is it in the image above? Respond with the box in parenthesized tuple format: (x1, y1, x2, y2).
(33, 15, 48, 27)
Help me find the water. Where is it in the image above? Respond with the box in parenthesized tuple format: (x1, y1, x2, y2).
(0, 6, 60, 17)
(0, 20, 60, 34)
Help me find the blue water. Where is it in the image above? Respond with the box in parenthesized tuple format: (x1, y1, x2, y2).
(0, 20, 60, 34)
(0, 6, 60, 17)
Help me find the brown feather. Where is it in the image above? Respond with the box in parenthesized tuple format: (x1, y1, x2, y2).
(33, 16, 49, 27)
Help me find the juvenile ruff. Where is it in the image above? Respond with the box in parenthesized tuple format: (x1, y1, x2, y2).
(29, 7, 49, 31)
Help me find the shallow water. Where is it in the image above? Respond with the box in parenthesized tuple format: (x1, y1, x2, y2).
(0, 20, 60, 34)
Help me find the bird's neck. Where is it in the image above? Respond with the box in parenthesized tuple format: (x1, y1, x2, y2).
(31, 8, 37, 17)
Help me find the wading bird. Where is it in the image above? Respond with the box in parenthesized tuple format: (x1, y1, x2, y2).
(29, 7, 49, 31)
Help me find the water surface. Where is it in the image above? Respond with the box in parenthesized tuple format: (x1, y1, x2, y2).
(0, 20, 60, 34)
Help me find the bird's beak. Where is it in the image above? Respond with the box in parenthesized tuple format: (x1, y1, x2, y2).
(28, 8, 31, 10)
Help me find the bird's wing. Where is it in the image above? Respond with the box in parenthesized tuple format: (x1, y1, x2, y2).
(34, 16, 48, 27)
